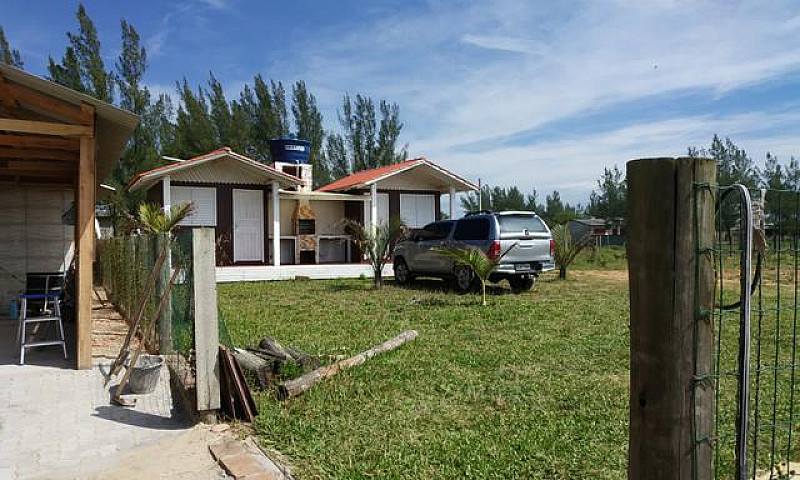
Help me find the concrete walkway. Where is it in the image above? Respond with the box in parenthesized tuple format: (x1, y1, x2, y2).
(0, 360, 194, 480)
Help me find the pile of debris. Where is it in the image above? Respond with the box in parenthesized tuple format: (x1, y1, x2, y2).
(221, 330, 418, 420)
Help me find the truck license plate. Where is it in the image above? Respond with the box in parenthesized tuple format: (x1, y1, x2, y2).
(515, 263, 531, 272)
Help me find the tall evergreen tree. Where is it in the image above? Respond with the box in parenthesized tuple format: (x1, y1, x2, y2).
(337, 93, 406, 174)
(325, 134, 350, 180)
(241, 75, 290, 161)
(587, 166, 627, 221)
(47, 47, 83, 92)
(49, 4, 113, 101)
(171, 79, 218, 157)
(112, 20, 166, 184)
(292, 81, 329, 187)
(0, 26, 24, 68)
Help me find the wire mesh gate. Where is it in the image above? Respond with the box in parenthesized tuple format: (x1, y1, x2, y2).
(696, 184, 800, 479)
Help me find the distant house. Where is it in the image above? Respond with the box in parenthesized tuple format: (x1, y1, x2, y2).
(568, 218, 626, 246)
(128, 145, 477, 280)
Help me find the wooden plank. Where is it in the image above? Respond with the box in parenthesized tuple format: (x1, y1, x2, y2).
(75, 133, 95, 369)
(0, 160, 74, 175)
(0, 79, 91, 125)
(193, 227, 221, 411)
(0, 118, 93, 137)
(627, 157, 715, 480)
(0, 134, 79, 150)
(0, 147, 79, 161)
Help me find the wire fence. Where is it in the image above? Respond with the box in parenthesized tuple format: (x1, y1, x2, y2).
(697, 185, 800, 479)
(98, 230, 197, 394)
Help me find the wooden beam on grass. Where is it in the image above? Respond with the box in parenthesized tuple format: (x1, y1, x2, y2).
(278, 330, 419, 400)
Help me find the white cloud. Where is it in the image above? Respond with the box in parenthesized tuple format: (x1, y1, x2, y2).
(251, 0, 800, 202)
(460, 34, 548, 55)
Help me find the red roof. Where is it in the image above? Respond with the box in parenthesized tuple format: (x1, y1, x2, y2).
(316, 158, 424, 192)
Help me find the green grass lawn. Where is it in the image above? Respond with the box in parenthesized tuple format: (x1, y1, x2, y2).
(220, 271, 630, 479)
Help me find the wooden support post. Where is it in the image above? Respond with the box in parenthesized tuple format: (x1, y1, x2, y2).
(449, 187, 456, 219)
(75, 105, 96, 370)
(370, 183, 378, 231)
(627, 157, 715, 480)
(193, 227, 221, 412)
(157, 234, 173, 354)
(272, 181, 280, 266)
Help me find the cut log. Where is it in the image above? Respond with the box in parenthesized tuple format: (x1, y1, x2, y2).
(256, 337, 292, 362)
(278, 330, 418, 400)
(232, 348, 274, 389)
(285, 345, 321, 370)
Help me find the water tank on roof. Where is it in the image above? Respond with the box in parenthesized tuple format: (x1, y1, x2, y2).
(269, 137, 311, 164)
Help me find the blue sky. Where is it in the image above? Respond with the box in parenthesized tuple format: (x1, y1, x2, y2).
(3, 0, 800, 205)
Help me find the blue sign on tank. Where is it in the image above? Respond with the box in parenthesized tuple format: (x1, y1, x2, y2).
(269, 138, 311, 164)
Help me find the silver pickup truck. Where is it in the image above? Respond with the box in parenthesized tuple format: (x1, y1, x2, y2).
(393, 211, 555, 292)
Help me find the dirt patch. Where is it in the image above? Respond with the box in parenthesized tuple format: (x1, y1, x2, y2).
(575, 270, 629, 283)
(67, 425, 228, 480)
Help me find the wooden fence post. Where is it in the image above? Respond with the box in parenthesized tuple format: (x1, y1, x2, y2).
(627, 157, 715, 480)
(157, 234, 173, 353)
(193, 227, 221, 413)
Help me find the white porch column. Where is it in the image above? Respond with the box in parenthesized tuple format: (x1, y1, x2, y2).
(370, 183, 378, 231)
(162, 175, 171, 214)
(272, 181, 280, 266)
(449, 187, 456, 219)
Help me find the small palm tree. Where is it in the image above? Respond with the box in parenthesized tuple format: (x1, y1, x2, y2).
(436, 246, 498, 306)
(551, 223, 590, 279)
(345, 220, 404, 289)
(138, 202, 194, 234)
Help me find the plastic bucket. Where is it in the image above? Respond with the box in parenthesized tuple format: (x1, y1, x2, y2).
(126, 355, 164, 394)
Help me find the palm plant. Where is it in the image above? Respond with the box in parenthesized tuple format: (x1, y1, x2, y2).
(345, 220, 404, 289)
(551, 223, 591, 279)
(138, 202, 194, 234)
(435, 246, 498, 306)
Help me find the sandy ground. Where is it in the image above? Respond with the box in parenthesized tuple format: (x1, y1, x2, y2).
(64, 425, 229, 480)
(574, 269, 629, 282)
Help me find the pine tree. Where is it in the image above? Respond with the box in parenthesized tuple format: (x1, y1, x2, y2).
(48, 4, 113, 101)
(0, 26, 24, 68)
(292, 81, 329, 187)
(325, 134, 350, 180)
(376, 100, 406, 166)
(112, 20, 164, 184)
(337, 93, 406, 173)
(587, 166, 627, 221)
(239, 75, 290, 162)
(171, 79, 218, 157)
(48, 47, 83, 92)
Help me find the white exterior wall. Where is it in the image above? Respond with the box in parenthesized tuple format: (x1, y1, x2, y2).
(0, 186, 74, 314)
(311, 200, 346, 235)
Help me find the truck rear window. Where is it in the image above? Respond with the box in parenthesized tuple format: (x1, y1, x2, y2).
(497, 214, 547, 234)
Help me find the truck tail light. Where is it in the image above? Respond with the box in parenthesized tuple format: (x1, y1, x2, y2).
(550, 239, 555, 259)
(488, 240, 501, 260)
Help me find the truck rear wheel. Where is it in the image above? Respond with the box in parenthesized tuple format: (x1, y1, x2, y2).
(509, 275, 535, 293)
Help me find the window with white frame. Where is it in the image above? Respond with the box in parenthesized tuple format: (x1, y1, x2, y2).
(171, 186, 217, 226)
(400, 194, 435, 228)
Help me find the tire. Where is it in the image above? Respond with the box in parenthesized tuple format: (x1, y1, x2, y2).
(509, 275, 535, 293)
(453, 265, 477, 293)
(394, 257, 414, 285)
